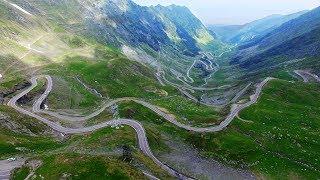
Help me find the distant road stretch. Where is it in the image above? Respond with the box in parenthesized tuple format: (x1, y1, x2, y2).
(294, 70, 320, 82)
(30, 75, 272, 132)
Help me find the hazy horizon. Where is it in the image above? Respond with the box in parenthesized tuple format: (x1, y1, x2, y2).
(133, 0, 319, 25)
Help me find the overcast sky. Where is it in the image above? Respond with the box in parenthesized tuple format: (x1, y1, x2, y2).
(133, 0, 320, 25)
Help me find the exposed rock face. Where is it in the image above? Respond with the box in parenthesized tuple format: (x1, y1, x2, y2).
(1, 81, 31, 99)
(0, 94, 3, 104)
(0, 113, 35, 135)
(88, 0, 170, 51)
(84, 0, 214, 55)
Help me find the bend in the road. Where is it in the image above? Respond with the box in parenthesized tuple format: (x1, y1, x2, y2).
(11, 71, 309, 179)
(22, 75, 273, 132)
(294, 70, 320, 83)
(7, 80, 191, 179)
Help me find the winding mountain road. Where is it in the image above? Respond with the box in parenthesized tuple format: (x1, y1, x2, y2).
(0, 158, 26, 180)
(200, 59, 214, 71)
(16, 75, 273, 133)
(158, 70, 231, 91)
(8, 77, 190, 179)
(7, 70, 317, 178)
(156, 47, 233, 91)
(294, 70, 320, 82)
(294, 70, 309, 82)
(6, 75, 273, 178)
(30, 75, 271, 132)
(186, 60, 197, 83)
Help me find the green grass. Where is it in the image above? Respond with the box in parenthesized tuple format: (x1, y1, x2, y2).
(116, 80, 320, 179)
(186, 80, 320, 179)
(236, 80, 320, 176)
(65, 57, 160, 98)
(64, 35, 86, 48)
(0, 128, 65, 159)
(79, 126, 137, 151)
(152, 95, 222, 126)
(1, 104, 173, 179)
(0, 114, 65, 159)
(50, 75, 102, 109)
(118, 102, 171, 153)
(34, 153, 143, 180)
(11, 166, 30, 180)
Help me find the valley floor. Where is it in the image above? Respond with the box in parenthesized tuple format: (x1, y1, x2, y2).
(1, 61, 320, 179)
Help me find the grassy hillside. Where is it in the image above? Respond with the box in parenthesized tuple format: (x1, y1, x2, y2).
(1, 1, 319, 179)
(0, 104, 174, 179)
(188, 79, 320, 179)
(117, 78, 320, 179)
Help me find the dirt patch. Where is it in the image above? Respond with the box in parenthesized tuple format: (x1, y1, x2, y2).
(144, 86, 168, 97)
(158, 137, 255, 180)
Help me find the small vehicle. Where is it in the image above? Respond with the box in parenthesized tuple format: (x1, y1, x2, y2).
(7, 157, 16, 162)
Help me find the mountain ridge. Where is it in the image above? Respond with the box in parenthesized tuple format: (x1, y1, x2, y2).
(232, 6, 320, 70)
(209, 10, 307, 44)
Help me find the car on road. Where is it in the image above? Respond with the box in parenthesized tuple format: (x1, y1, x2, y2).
(7, 157, 16, 162)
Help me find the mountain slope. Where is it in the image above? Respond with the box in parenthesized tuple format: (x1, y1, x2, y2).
(152, 5, 214, 45)
(207, 24, 243, 42)
(84, 0, 214, 57)
(232, 6, 320, 70)
(209, 11, 307, 44)
(0, 0, 222, 88)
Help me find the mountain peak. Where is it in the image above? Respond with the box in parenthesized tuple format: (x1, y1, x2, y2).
(105, 0, 134, 12)
(153, 4, 190, 13)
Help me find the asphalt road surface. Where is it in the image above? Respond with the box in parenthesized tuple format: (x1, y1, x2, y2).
(7, 70, 317, 178)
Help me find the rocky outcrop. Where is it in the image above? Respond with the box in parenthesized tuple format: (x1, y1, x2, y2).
(84, 0, 213, 55)
(0, 81, 31, 104)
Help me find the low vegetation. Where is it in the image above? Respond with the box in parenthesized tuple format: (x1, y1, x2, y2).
(117, 79, 320, 179)
(11, 166, 30, 180)
(34, 154, 143, 179)
(1, 105, 173, 179)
